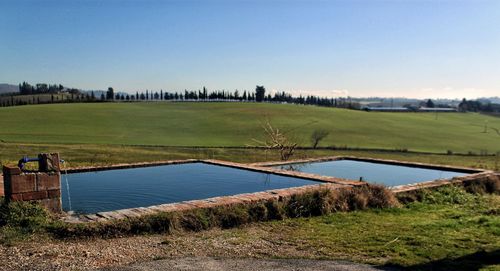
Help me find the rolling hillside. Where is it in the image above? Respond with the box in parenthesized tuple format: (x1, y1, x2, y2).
(0, 102, 499, 153)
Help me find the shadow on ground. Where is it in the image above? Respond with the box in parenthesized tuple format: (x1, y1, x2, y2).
(383, 249, 500, 271)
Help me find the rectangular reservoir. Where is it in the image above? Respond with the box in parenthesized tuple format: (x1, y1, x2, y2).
(61, 162, 318, 214)
(274, 159, 469, 187)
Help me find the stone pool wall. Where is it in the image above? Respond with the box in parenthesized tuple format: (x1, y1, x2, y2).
(2, 153, 62, 212)
(65, 159, 199, 174)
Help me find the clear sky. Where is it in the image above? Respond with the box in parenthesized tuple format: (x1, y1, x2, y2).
(1, 0, 499, 99)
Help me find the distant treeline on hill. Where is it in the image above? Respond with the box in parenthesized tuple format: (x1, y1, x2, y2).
(1, 82, 499, 113)
(18, 81, 80, 95)
(1, 83, 360, 109)
(108, 87, 359, 109)
(458, 98, 500, 113)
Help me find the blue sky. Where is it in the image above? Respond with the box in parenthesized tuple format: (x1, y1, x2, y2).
(1, 0, 499, 99)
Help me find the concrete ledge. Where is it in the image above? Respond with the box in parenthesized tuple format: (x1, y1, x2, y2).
(202, 159, 364, 186)
(64, 159, 200, 173)
(391, 171, 498, 193)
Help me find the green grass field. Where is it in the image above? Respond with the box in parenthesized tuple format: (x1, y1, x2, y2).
(1, 143, 499, 171)
(161, 187, 500, 270)
(0, 102, 499, 153)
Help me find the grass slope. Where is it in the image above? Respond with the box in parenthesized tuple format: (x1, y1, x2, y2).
(160, 187, 500, 270)
(0, 102, 499, 153)
(1, 143, 499, 170)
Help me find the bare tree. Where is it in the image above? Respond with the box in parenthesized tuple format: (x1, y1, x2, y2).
(252, 120, 297, 161)
(311, 129, 329, 149)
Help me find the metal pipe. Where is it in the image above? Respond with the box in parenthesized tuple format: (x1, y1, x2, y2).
(17, 156, 40, 170)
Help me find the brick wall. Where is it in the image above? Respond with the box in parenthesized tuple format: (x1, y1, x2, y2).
(2, 153, 62, 212)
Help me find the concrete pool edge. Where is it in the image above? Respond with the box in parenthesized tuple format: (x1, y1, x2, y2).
(63, 159, 200, 174)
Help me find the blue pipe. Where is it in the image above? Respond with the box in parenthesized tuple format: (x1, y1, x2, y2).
(17, 156, 65, 171)
(17, 156, 40, 170)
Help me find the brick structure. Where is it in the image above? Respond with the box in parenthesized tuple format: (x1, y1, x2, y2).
(2, 153, 62, 213)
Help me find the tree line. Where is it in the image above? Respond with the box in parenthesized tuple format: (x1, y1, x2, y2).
(18, 81, 81, 95)
(458, 98, 500, 113)
(100, 86, 360, 109)
(4, 82, 499, 113)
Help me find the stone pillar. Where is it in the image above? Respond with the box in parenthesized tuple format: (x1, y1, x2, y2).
(2, 153, 62, 213)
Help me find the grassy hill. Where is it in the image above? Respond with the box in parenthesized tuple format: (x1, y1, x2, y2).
(0, 102, 499, 153)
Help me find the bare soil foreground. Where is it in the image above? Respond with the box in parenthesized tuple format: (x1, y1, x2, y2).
(0, 233, 388, 271)
(102, 257, 388, 271)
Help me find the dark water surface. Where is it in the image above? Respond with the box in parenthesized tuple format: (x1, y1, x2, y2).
(61, 162, 317, 214)
(275, 159, 468, 187)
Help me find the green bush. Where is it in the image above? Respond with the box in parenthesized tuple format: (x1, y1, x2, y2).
(398, 185, 476, 206)
(179, 209, 214, 231)
(462, 175, 500, 195)
(216, 205, 250, 229)
(0, 201, 50, 233)
(248, 203, 268, 222)
(286, 189, 333, 218)
(0, 200, 53, 245)
(265, 200, 285, 220)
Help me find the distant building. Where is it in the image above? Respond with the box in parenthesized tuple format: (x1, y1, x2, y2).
(363, 107, 410, 112)
(417, 107, 457, 112)
(363, 106, 457, 112)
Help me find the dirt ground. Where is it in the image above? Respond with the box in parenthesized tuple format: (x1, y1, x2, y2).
(101, 257, 390, 271)
(0, 227, 388, 271)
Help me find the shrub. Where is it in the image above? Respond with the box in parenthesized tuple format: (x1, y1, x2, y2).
(396, 190, 424, 204)
(0, 201, 50, 233)
(397, 185, 475, 206)
(215, 205, 249, 229)
(286, 189, 333, 218)
(265, 200, 285, 220)
(329, 184, 399, 211)
(462, 175, 500, 195)
(179, 210, 213, 232)
(248, 203, 268, 222)
(365, 184, 399, 208)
